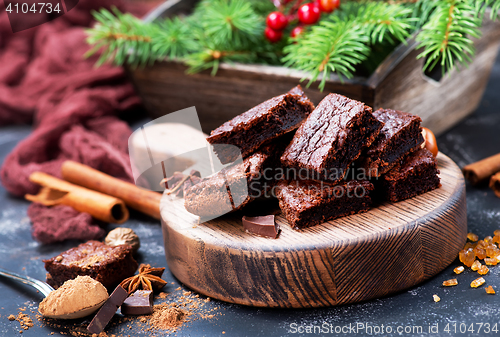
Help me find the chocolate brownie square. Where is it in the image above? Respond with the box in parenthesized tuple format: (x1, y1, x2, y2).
(379, 148, 440, 202)
(207, 85, 314, 164)
(184, 141, 286, 217)
(43, 241, 138, 290)
(281, 93, 383, 183)
(276, 179, 374, 229)
(358, 109, 424, 177)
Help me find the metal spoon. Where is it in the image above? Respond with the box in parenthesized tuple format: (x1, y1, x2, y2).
(0, 266, 54, 297)
(0, 267, 107, 319)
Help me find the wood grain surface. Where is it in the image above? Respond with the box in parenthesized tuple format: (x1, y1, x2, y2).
(160, 152, 467, 308)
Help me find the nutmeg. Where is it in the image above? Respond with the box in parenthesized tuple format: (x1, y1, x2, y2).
(104, 228, 140, 253)
(421, 127, 438, 157)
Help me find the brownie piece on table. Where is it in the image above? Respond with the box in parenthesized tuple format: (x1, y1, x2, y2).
(281, 93, 383, 183)
(184, 141, 285, 217)
(358, 109, 424, 177)
(276, 179, 374, 229)
(43, 241, 138, 290)
(207, 85, 314, 164)
(379, 148, 440, 202)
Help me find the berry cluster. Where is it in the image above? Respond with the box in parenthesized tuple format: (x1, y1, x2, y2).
(265, 0, 340, 43)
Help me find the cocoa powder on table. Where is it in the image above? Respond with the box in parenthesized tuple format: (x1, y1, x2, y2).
(149, 304, 187, 331)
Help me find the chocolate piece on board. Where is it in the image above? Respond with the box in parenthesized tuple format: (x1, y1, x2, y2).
(242, 215, 280, 238)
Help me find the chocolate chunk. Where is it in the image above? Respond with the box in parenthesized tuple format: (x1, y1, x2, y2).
(121, 290, 153, 316)
(87, 285, 128, 334)
(242, 215, 280, 238)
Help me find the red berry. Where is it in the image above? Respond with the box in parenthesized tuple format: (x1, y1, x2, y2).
(265, 27, 283, 43)
(317, 0, 340, 13)
(291, 26, 304, 38)
(266, 11, 288, 31)
(298, 3, 321, 25)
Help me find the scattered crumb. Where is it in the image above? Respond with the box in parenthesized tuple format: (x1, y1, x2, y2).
(8, 308, 34, 333)
(485, 285, 496, 294)
(433, 294, 440, 302)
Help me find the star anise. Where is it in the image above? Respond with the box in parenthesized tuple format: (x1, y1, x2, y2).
(120, 264, 167, 294)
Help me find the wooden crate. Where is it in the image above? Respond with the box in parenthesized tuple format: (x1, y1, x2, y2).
(128, 0, 500, 135)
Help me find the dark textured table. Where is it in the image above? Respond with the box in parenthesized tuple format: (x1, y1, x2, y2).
(0, 53, 499, 337)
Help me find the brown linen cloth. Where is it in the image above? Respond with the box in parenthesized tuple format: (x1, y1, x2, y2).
(0, 0, 152, 243)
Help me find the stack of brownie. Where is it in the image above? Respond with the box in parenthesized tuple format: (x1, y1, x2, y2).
(184, 86, 440, 230)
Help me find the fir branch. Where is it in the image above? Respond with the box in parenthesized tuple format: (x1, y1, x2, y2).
(200, 0, 264, 48)
(283, 2, 415, 90)
(86, 0, 265, 72)
(283, 17, 371, 90)
(474, 0, 500, 20)
(340, 2, 417, 43)
(415, 0, 481, 75)
(152, 17, 199, 59)
(181, 0, 267, 75)
(85, 0, 497, 90)
(185, 49, 256, 75)
(85, 8, 159, 67)
(411, 0, 441, 28)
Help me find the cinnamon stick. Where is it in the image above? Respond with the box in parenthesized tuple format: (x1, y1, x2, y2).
(26, 172, 129, 224)
(61, 161, 161, 220)
(462, 153, 500, 185)
(490, 172, 500, 198)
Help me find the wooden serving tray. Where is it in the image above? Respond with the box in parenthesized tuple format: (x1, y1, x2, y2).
(160, 153, 466, 308)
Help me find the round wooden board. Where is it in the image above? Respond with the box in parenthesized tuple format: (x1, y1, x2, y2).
(160, 152, 467, 308)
